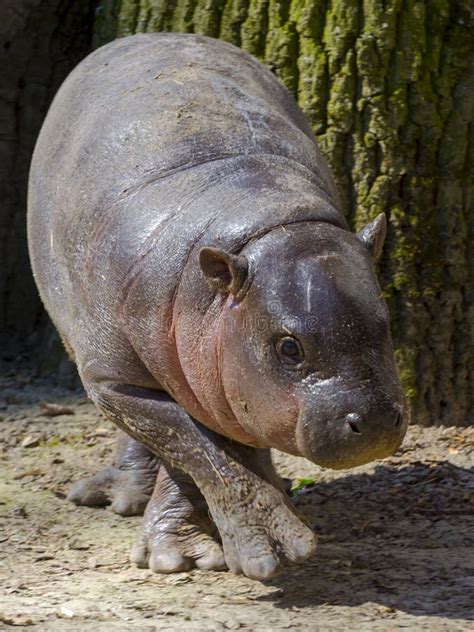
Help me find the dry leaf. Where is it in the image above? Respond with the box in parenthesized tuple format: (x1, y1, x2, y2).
(13, 468, 44, 479)
(39, 402, 75, 417)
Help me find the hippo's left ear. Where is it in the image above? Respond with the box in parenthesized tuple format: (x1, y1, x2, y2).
(357, 213, 387, 261)
(199, 247, 249, 298)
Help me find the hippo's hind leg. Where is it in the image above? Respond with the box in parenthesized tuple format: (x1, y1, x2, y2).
(130, 449, 289, 573)
(68, 422, 228, 573)
(67, 431, 160, 516)
(69, 428, 226, 572)
(130, 464, 227, 573)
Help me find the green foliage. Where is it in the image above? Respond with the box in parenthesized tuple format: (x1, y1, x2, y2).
(291, 477, 316, 492)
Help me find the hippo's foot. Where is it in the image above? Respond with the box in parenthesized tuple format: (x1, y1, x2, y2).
(130, 465, 226, 573)
(67, 432, 160, 516)
(67, 465, 156, 516)
(207, 475, 317, 580)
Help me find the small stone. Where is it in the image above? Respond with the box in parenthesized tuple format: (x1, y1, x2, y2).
(12, 506, 28, 518)
(21, 435, 39, 448)
(58, 605, 75, 618)
(68, 539, 90, 550)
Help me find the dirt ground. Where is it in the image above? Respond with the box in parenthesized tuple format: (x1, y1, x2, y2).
(1, 359, 473, 631)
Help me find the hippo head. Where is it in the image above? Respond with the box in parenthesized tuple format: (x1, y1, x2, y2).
(199, 215, 408, 469)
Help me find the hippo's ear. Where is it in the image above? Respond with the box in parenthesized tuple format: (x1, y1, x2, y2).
(199, 247, 249, 298)
(357, 213, 387, 261)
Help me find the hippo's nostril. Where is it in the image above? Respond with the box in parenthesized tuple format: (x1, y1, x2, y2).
(394, 412, 403, 428)
(348, 420, 361, 434)
(346, 413, 362, 435)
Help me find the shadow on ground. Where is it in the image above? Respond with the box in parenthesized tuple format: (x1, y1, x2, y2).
(262, 460, 474, 621)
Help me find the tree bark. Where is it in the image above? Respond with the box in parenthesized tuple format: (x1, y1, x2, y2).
(0, 0, 96, 350)
(94, 0, 473, 426)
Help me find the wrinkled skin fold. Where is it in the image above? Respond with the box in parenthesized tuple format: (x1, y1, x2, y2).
(28, 33, 407, 579)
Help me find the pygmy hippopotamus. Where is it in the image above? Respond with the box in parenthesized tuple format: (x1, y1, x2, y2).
(28, 33, 407, 580)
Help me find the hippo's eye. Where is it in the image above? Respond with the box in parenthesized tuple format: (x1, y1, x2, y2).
(276, 336, 304, 367)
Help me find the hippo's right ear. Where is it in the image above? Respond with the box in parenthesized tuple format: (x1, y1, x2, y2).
(357, 213, 387, 261)
(199, 247, 249, 299)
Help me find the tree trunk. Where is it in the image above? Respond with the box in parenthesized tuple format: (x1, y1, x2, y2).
(95, 0, 473, 426)
(0, 0, 96, 352)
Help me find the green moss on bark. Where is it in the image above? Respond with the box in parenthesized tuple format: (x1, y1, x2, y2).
(220, 0, 250, 45)
(240, 0, 269, 57)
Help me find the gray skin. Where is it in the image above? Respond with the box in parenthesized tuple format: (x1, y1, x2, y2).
(67, 430, 161, 517)
(28, 33, 407, 580)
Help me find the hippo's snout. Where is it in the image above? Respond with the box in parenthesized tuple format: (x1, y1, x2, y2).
(296, 400, 408, 470)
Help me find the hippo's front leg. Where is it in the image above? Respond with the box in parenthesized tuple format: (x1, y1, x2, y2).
(87, 380, 316, 580)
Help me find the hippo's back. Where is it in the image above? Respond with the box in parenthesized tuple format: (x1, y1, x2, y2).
(29, 33, 335, 246)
